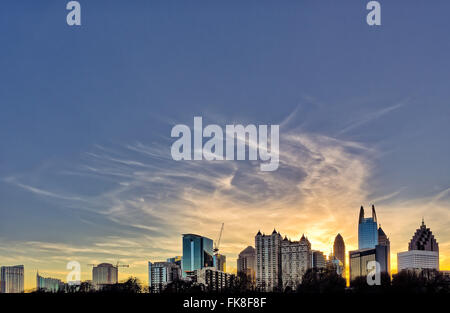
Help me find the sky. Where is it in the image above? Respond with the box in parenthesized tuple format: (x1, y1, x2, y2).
(0, 0, 449, 290)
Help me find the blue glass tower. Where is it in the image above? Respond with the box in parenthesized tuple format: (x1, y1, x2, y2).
(358, 205, 378, 249)
(182, 234, 214, 277)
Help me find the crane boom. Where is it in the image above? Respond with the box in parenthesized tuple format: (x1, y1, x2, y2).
(88, 262, 129, 269)
(214, 223, 224, 253)
(116, 261, 129, 268)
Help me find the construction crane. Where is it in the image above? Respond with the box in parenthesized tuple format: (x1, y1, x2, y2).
(115, 261, 129, 269)
(87, 261, 130, 270)
(213, 223, 224, 253)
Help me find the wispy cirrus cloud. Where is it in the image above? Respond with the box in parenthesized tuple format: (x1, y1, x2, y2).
(2, 105, 449, 289)
(3, 176, 84, 202)
(337, 100, 408, 135)
(1, 116, 375, 281)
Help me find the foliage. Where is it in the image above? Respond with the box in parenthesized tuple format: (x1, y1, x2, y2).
(297, 268, 346, 294)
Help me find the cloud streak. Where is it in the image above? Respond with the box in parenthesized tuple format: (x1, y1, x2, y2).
(337, 100, 407, 135)
(1, 108, 449, 289)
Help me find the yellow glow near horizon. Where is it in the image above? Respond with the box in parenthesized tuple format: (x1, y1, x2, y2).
(20, 217, 449, 291)
(10, 135, 450, 291)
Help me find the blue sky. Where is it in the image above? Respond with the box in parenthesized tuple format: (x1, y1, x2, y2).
(0, 0, 449, 289)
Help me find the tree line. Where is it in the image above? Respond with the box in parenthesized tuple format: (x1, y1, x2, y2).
(33, 269, 449, 294)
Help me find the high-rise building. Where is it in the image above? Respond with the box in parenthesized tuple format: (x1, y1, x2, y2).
(148, 261, 181, 293)
(350, 205, 390, 283)
(92, 263, 118, 288)
(196, 267, 235, 292)
(349, 246, 390, 283)
(0, 265, 24, 293)
(377, 225, 391, 274)
(349, 248, 376, 282)
(311, 250, 326, 269)
(167, 256, 182, 267)
(397, 219, 440, 272)
(281, 234, 312, 290)
(358, 205, 378, 249)
(333, 233, 346, 268)
(397, 250, 439, 271)
(213, 254, 226, 272)
(36, 272, 62, 292)
(408, 219, 439, 252)
(237, 246, 256, 285)
(255, 229, 282, 291)
(182, 234, 214, 277)
(378, 226, 390, 246)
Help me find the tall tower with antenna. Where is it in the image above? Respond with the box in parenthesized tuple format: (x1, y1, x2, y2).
(358, 205, 379, 249)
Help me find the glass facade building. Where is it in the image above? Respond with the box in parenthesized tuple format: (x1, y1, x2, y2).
(182, 234, 214, 277)
(349, 246, 390, 283)
(213, 254, 226, 272)
(36, 272, 62, 292)
(349, 248, 376, 282)
(358, 205, 378, 249)
(0, 265, 24, 293)
(350, 204, 391, 283)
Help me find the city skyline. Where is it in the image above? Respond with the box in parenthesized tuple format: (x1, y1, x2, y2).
(0, 214, 445, 291)
(1, 1, 450, 291)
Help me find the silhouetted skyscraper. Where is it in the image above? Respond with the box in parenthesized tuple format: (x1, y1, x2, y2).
(213, 254, 226, 272)
(311, 250, 326, 269)
(333, 233, 346, 268)
(237, 246, 256, 286)
(358, 205, 378, 249)
(377, 225, 391, 274)
(408, 218, 439, 252)
(378, 226, 390, 246)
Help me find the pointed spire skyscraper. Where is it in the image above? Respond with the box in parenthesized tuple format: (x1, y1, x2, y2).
(358, 206, 364, 224)
(333, 233, 346, 268)
(358, 205, 378, 249)
(371, 204, 377, 224)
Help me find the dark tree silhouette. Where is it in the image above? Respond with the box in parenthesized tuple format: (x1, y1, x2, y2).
(163, 278, 203, 294)
(99, 277, 142, 293)
(227, 272, 253, 293)
(350, 272, 391, 293)
(297, 268, 346, 294)
(392, 269, 449, 294)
